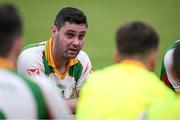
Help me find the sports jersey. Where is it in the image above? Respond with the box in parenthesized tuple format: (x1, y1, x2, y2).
(160, 40, 180, 92)
(0, 58, 71, 119)
(17, 38, 92, 99)
(77, 60, 175, 119)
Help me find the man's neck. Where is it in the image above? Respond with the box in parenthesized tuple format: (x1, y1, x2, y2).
(53, 50, 69, 74)
(54, 52, 67, 66)
(0, 56, 15, 69)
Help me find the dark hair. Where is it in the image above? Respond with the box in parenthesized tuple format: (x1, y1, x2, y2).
(173, 42, 180, 79)
(54, 7, 88, 30)
(0, 4, 22, 57)
(116, 21, 159, 56)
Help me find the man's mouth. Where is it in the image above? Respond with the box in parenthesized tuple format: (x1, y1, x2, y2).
(68, 48, 79, 55)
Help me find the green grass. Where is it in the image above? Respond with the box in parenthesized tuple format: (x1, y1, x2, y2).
(1, 0, 180, 75)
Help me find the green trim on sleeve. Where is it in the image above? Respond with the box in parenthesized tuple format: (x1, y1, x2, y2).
(11, 71, 50, 119)
(168, 40, 180, 50)
(0, 111, 6, 119)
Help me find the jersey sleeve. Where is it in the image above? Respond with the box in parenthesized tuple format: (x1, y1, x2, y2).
(160, 47, 180, 91)
(76, 51, 92, 91)
(16, 47, 46, 79)
(160, 49, 175, 91)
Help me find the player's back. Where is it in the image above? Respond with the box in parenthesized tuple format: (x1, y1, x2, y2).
(146, 96, 180, 119)
(77, 61, 175, 119)
(0, 68, 71, 119)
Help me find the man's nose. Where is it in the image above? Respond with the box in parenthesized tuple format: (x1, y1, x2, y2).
(73, 37, 80, 45)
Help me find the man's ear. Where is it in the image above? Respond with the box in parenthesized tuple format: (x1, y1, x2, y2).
(113, 50, 121, 63)
(147, 50, 157, 71)
(51, 25, 58, 38)
(10, 37, 23, 65)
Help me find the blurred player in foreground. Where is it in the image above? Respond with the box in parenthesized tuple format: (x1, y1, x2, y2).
(0, 4, 71, 119)
(160, 40, 180, 93)
(147, 43, 180, 119)
(77, 21, 175, 119)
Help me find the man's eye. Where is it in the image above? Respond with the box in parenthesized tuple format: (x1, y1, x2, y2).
(79, 34, 85, 40)
(66, 33, 75, 39)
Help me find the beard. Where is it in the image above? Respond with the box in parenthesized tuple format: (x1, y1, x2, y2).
(64, 47, 80, 59)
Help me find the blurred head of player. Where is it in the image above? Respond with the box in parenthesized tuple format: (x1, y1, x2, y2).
(51, 7, 88, 60)
(0, 4, 23, 64)
(114, 21, 159, 71)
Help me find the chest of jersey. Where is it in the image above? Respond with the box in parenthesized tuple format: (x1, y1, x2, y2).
(48, 72, 78, 99)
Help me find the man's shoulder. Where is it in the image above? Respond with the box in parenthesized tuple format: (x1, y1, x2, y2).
(77, 50, 91, 64)
(22, 41, 46, 51)
(77, 50, 89, 58)
(0, 69, 21, 81)
(19, 42, 45, 60)
(164, 40, 180, 55)
(17, 42, 45, 71)
(87, 64, 117, 81)
(163, 40, 180, 60)
(0, 69, 53, 95)
(0, 69, 35, 90)
(169, 39, 180, 50)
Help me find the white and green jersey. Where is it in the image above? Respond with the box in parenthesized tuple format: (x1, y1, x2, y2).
(0, 68, 70, 119)
(160, 40, 180, 91)
(17, 40, 92, 99)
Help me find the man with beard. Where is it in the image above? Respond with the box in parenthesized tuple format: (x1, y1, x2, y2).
(17, 7, 92, 113)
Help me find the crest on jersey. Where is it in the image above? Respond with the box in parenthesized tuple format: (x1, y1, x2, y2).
(27, 68, 40, 75)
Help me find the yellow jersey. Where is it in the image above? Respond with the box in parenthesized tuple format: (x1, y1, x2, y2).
(77, 60, 175, 120)
(147, 96, 180, 119)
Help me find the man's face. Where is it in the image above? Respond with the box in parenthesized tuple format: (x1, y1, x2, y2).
(53, 22, 87, 59)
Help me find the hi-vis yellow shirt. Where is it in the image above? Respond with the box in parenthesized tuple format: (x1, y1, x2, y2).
(77, 60, 175, 120)
(147, 96, 180, 119)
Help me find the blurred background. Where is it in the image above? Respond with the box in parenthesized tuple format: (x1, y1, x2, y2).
(1, 0, 180, 75)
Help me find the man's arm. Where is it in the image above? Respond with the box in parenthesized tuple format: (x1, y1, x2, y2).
(65, 98, 79, 114)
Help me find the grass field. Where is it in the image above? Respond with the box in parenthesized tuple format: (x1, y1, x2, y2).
(1, 0, 180, 75)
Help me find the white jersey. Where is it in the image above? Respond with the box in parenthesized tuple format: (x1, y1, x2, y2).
(0, 68, 71, 119)
(17, 40, 92, 99)
(160, 40, 180, 91)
